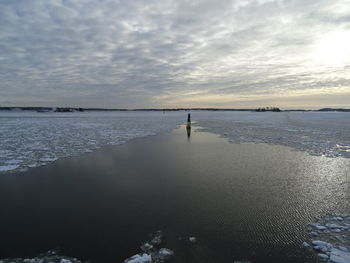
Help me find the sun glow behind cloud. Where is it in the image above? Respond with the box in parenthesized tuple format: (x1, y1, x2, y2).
(312, 31, 350, 67)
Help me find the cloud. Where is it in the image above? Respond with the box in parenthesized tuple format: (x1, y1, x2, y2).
(0, 0, 349, 108)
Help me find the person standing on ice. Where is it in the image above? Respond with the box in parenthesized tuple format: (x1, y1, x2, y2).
(186, 113, 191, 129)
(186, 113, 191, 138)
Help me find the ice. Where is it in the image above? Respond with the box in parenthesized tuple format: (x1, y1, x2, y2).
(189, 237, 196, 243)
(195, 111, 350, 158)
(318, 253, 329, 260)
(339, 247, 348, 252)
(303, 242, 311, 248)
(0, 111, 184, 174)
(5, 159, 23, 164)
(312, 240, 333, 253)
(0, 250, 82, 262)
(312, 240, 331, 247)
(39, 156, 58, 162)
(124, 231, 173, 263)
(158, 248, 174, 256)
(1, 110, 350, 174)
(124, 254, 152, 263)
(150, 230, 163, 245)
(141, 243, 154, 252)
(0, 164, 20, 172)
(305, 214, 350, 263)
(326, 224, 342, 229)
(330, 248, 350, 263)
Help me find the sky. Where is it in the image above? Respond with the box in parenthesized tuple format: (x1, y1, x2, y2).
(0, 0, 350, 109)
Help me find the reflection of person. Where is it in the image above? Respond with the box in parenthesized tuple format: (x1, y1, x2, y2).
(186, 125, 191, 138)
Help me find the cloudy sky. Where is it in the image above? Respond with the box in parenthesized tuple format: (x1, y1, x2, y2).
(1, 0, 350, 109)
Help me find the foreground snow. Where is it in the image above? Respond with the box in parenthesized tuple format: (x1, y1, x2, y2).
(0, 111, 184, 173)
(304, 214, 350, 263)
(195, 111, 350, 158)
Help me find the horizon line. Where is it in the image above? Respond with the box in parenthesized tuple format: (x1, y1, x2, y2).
(1, 106, 350, 112)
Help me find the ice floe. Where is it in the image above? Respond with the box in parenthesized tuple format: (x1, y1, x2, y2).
(124, 230, 174, 263)
(0, 250, 82, 263)
(189, 237, 196, 243)
(0, 231, 174, 263)
(0, 111, 184, 174)
(1, 111, 350, 174)
(124, 254, 152, 263)
(195, 111, 350, 158)
(305, 214, 350, 263)
(0, 164, 20, 172)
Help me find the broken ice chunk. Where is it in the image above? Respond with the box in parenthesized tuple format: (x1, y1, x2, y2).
(189, 237, 196, 243)
(124, 254, 152, 263)
(318, 253, 329, 260)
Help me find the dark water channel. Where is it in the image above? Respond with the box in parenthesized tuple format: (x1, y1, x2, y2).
(0, 126, 349, 262)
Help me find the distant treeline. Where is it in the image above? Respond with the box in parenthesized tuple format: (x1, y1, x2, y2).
(0, 107, 254, 112)
(255, 107, 281, 112)
(0, 107, 349, 112)
(318, 108, 350, 112)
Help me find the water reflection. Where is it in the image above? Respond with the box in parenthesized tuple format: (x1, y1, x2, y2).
(0, 127, 349, 263)
(186, 126, 191, 139)
(186, 113, 191, 139)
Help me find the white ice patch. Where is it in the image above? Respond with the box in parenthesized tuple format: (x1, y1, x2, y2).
(330, 248, 350, 263)
(2, 111, 349, 174)
(0, 111, 184, 174)
(195, 111, 350, 158)
(125, 230, 173, 263)
(0, 164, 20, 172)
(39, 156, 58, 162)
(305, 214, 350, 263)
(189, 237, 196, 243)
(124, 254, 152, 263)
(158, 248, 174, 256)
(0, 250, 81, 262)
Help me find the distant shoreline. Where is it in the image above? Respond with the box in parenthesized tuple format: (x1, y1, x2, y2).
(0, 106, 349, 112)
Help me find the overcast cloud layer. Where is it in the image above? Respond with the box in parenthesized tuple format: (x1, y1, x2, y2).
(1, 0, 350, 108)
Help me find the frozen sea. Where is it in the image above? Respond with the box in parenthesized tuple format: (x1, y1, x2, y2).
(0, 110, 349, 262)
(0, 111, 184, 173)
(1, 111, 350, 174)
